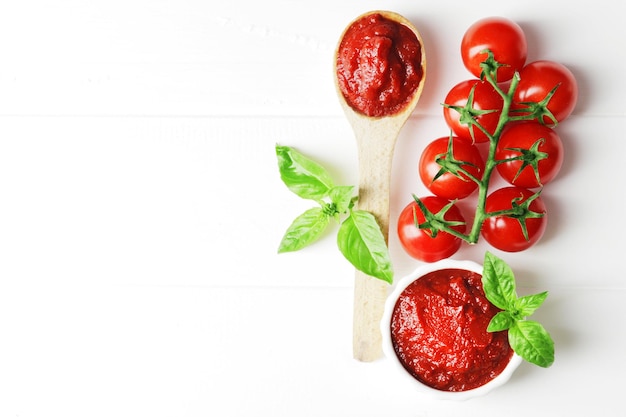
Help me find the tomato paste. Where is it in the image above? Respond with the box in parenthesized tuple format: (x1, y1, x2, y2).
(390, 269, 513, 392)
(336, 13, 424, 117)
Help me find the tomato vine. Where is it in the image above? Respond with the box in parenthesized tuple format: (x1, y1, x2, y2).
(415, 50, 561, 248)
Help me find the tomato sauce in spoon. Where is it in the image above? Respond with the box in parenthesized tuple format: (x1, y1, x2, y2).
(336, 12, 424, 117)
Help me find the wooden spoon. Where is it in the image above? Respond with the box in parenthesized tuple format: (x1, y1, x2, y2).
(333, 11, 426, 362)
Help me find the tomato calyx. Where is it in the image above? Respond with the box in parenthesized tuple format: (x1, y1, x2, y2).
(497, 138, 549, 186)
(442, 84, 499, 143)
(510, 83, 560, 127)
(484, 190, 545, 241)
(432, 134, 480, 184)
(412, 195, 466, 239)
(477, 49, 508, 83)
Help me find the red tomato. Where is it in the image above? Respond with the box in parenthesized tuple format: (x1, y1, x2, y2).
(481, 187, 547, 252)
(513, 60, 578, 124)
(419, 136, 485, 200)
(461, 17, 527, 82)
(397, 196, 466, 262)
(443, 79, 503, 143)
(496, 121, 564, 188)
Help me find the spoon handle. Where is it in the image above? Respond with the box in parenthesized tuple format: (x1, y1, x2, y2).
(353, 270, 389, 361)
(351, 119, 399, 362)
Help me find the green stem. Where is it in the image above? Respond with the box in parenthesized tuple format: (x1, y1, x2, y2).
(464, 72, 518, 244)
(425, 53, 553, 245)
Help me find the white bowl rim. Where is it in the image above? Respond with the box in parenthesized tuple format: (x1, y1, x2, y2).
(381, 258, 523, 401)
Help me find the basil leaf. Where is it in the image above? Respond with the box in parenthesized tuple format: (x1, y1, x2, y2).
(480, 252, 555, 367)
(278, 207, 330, 253)
(337, 210, 393, 283)
(514, 291, 548, 318)
(488, 311, 515, 332)
(482, 252, 517, 310)
(508, 320, 555, 368)
(276, 145, 334, 201)
(329, 186, 355, 214)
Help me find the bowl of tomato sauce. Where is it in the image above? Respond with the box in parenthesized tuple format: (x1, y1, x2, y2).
(381, 259, 522, 400)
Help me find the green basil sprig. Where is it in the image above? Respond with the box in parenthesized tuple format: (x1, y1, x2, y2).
(276, 145, 393, 284)
(482, 251, 555, 367)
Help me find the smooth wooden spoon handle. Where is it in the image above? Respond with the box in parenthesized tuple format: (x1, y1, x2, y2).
(351, 117, 401, 362)
(353, 270, 389, 361)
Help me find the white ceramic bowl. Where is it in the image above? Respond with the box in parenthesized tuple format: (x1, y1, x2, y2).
(381, 259, 522, 400)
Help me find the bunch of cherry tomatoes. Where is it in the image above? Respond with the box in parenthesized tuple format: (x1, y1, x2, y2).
(398, 17, 578, 262)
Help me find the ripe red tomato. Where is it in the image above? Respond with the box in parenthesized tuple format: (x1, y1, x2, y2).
(443, 79, 503, 143)
(496, 121, 564, 188)
(419, 136, 485, 200)
(513, 60, 578, 124)
(461, 17, 527, 82)
(481, 187, 547, 252)
(397, 196, 466, 262)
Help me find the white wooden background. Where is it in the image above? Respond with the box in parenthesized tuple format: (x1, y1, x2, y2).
(0, 1, 624, 416)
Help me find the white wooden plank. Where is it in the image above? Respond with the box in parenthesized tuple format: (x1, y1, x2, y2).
(0, 116, 358, 289)
(0, 1, 623, 116)
(0, 114, 623, 290)
(0, 285, 622, 416)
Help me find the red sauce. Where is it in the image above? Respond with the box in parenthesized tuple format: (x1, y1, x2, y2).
(390, 269, 513, 392)
(336, 13, 424, 117)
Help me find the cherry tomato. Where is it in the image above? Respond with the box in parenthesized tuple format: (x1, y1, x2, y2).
(419, 136, 485, 200)
(481, 187, 547, 252)
(513, 60, 578, 124)
(461, 17, 527, 82)
(443, 79, 504, 143)
(397, 196, 466, 262)
(496, 121, 564, 188)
